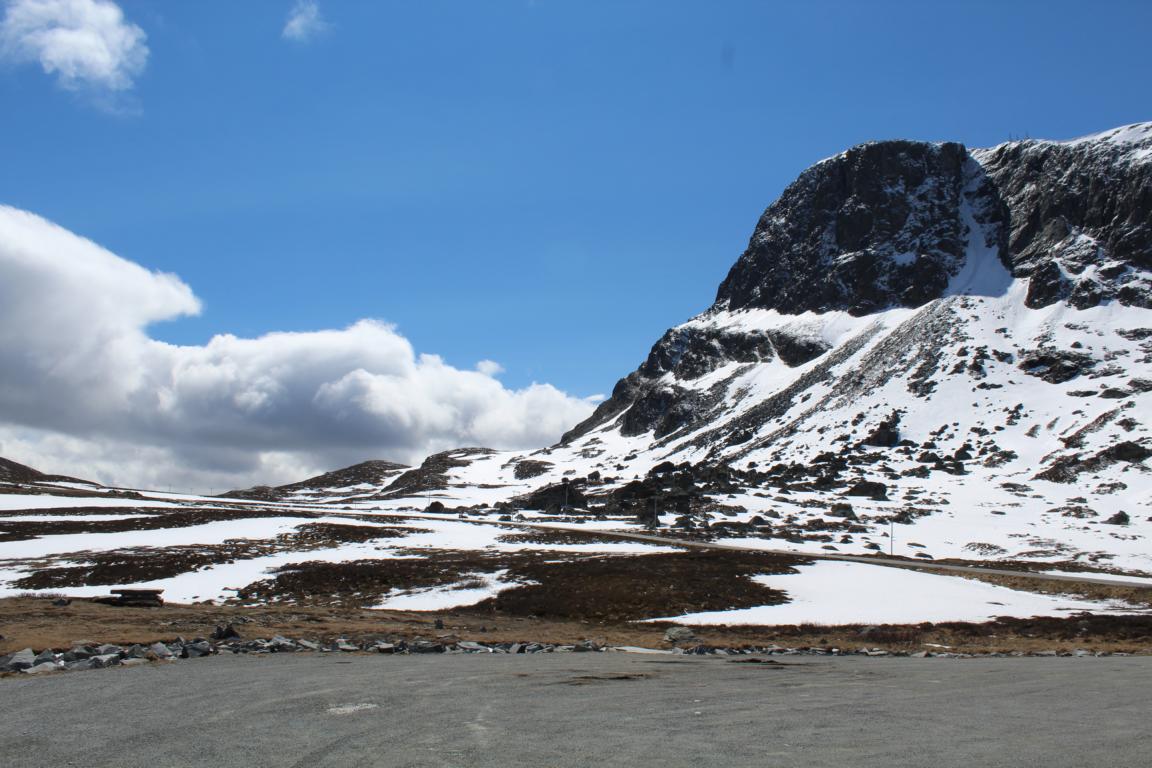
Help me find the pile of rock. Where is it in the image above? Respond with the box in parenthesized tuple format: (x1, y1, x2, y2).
(2, 631, 1123, 677)
(210, 634, 602, 656)
(0, 634, 239, 675)
(661, 644, 1127, 659)
(0, 631, 610, 677)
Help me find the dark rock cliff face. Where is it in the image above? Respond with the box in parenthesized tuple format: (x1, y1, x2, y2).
(563, 323, 833, 442)
(715, 125, 1152, 317)
(563, 126, 1152, 443)
(715, 140, 1007, 316)
(974, 125, 1152, 310)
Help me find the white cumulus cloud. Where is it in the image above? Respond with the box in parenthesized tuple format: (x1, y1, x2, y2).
(0, 205, 599, 492)
(282, 0, 329, 43)
(0, 0, 148, 92)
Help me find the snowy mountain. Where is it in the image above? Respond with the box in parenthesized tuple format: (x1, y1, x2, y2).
(257, 123, 1152, 573)
(2, 124, 1150, 624)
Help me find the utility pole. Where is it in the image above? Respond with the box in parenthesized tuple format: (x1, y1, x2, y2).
(889, 518, 894, 556)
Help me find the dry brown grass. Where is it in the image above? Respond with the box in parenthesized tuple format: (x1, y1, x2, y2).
(3, 595, 1151, 656)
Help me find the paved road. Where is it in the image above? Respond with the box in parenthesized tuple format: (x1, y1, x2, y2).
(2, 653, 1148, 768)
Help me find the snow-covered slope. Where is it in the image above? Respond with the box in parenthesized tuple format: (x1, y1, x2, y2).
(268, 124, 1152, 575)
(4, 124, 1148, 623)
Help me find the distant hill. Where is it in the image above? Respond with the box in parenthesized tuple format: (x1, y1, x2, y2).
(220, 459, 409, 502)
(0, 456, 97, 487)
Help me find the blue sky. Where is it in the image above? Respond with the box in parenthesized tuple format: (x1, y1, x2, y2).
(0, 0, 1149, 489)
(3, 0, 1148, 396)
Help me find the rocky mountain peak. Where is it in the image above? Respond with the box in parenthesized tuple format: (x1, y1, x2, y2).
(714, 139, 1007, 317)
(564, 123, 1152, 444)
(714, 124, 1151, 319)
(974, 122, 1152, 310)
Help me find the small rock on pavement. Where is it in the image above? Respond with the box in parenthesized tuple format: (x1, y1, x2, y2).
(148, 642, 174, 659)
(4, 648, 37, 671)
(270, 636, 298, 652)
(22, 662, 61, 675)
(182, 641, 212, 658)
(457, 641, 489, 653)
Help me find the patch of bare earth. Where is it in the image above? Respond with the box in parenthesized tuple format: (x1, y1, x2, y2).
(472, 551, 806, 622)
(234, 550, 807, 619)
(9, 523, 423, 590)
(494, 530, 648, 546)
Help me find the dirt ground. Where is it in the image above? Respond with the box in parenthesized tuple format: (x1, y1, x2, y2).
(3, 595, 1152, 656)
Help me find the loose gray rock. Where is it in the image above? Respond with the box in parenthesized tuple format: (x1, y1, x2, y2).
(4, 648, 36, 671)
(664, 627, 697, 644)
(21, 662, 61, 675)
(270, 636, 298, 652)
(148, 642, 174, 659)
(182, 641, 212, 659)
(456, 641, 488, 652)
(68, 645, 97, 660)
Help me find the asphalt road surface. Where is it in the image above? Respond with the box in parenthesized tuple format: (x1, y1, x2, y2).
(2, 653, 1148, 768)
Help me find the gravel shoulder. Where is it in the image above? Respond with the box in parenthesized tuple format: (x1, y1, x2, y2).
(2, 653, 1150, 768)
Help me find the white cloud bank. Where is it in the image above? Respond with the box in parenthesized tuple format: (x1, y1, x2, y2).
(282, 0, 329, 43)
(0, 0, 147, 92)
(0, 205, 599, 491)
